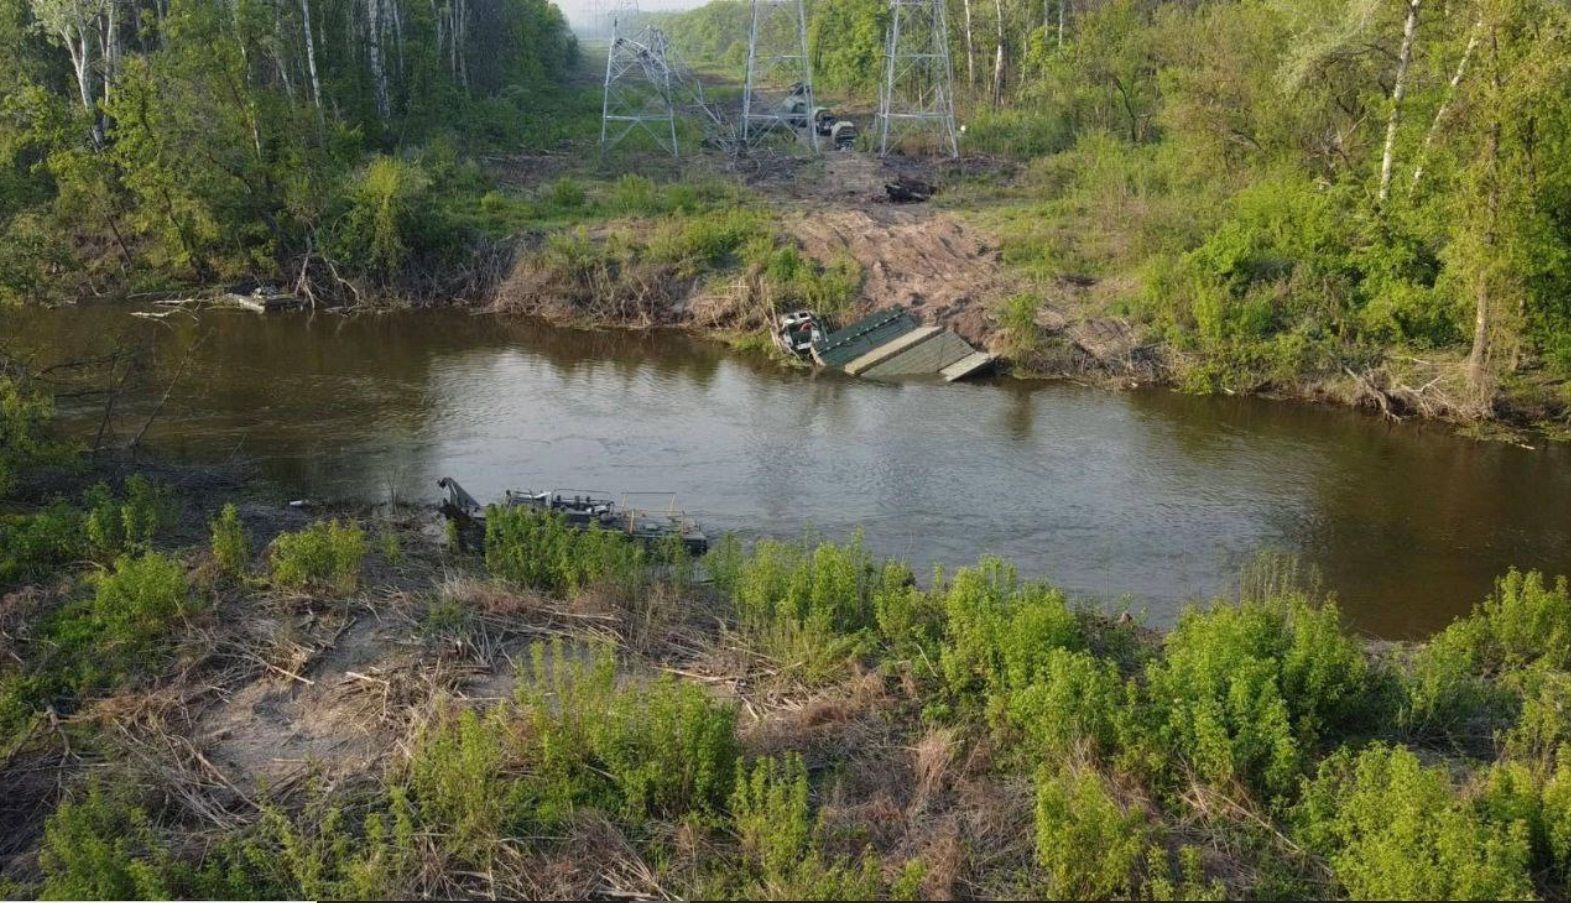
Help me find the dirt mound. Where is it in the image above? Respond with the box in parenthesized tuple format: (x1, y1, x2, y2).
(788, 208, 1013, 346)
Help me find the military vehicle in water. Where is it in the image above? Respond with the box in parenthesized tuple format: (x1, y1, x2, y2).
(437, 477, 709, 556)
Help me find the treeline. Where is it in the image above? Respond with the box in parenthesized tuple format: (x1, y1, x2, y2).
(0, 0, 577, 303)
(665, 0, 1571, 420)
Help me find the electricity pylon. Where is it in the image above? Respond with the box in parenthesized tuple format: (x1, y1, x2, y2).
(599, 19, 679, 158)
(876, 0, 959, 157)
(741, 0, 817, 152)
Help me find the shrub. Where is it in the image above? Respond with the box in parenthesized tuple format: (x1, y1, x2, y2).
(408, 706, 512, 862)
(1503, 669, 1571, 763)
(1143, 591, 1367, 800)
(1033, 761, 1146, 899)
(724, 535, 893, 683)
(1006, 647, 1127, 759)
(39, 780, 175, 900)
(92, 551, 191, 662)
(997, 293, 1043, 361)
(208, 503, 249, 578)
(270, 519, 366, 594)
(1295, 743, 1535, 900)
(0, 374, 60, 498)
(1397, 573, 1569, 740)
(1546, 754, 1571, 881)
(1461, 570, 1571, 672)
(939, 557, 1082, 704)
(83, 476, 167, 561)
(483, 506, 647, 597)
(515, 640, 739, 825)
(0, 502, 82, 586)
(733, 753, 813, 884)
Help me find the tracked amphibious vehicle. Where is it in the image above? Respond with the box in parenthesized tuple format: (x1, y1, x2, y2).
(437, 477, 709, 556)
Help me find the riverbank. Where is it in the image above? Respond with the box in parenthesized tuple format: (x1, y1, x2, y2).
(466, 147, 1569, 441)
(2, 462, 1569, 900)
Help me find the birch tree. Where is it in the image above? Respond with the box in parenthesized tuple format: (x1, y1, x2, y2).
(1376, 0, 1421, 204)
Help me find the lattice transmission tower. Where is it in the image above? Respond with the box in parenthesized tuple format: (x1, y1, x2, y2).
(876, 0, 959, 157)
(741, 0, 817, 152)
(599, 16, 679, 158)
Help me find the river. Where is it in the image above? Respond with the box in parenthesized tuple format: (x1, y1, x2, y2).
(7, 304, 1569, 637)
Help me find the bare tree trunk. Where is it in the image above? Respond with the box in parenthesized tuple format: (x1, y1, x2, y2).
(366, 0, 390, 120)
(961, 0, 975, 90)
(991, 0, 1004, 105)
(99, 0, 119, 108)
(1467, 28, 1501, 398)
(456, 0, 468, 90)
(300, 0, 324, 115)
(1377, 0, 1421, 204)
(1057, 0, 1066, 48)
(1411, 19, 1480, 192)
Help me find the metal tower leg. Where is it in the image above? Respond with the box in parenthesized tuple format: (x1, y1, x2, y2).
(877, 0, 959, 158)
(742, 0, 818, 153)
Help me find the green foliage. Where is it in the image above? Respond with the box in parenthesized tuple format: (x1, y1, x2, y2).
(1033, 761, 1146, 899)
(1006, 647, 1128, 759)
(732, 753, 814, 883)
(83, 476, 167, 561)
(938, 557, 1082, 703)
(515, 640, 738, 825)
(208, 503, 249, 578)
(1142, 590, 1367, 800)
(0, 500, 81, 586)
(39, 780, 175, 901)
(1402, 570, 1570, 738)
(408, 706, 512, 862)
(728, 752, 884, 899)
(723, 534, 888, 684)
(483, 505, 648, 597)
(331, 156, 436, 281)
(1296, 743, 1535, 901)
(269, 519, 366, 594)
(997, 293, 1043, 362)
(0, 373, 60, 496)
(92, 551, 192, 662)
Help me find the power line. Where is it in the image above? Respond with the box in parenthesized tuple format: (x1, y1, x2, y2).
(741, 0, 818, 153)
(877, 0, 959, 158)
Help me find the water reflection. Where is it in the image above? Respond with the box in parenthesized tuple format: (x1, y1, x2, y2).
(6, 303, 1569, 637)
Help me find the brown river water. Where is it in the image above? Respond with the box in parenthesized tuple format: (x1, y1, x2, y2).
(6, 304, 1569, 637)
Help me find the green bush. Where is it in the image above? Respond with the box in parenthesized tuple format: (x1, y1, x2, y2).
(408, 706, 513, 862)
(727, 752, 884, 899)
(1400, 571, 1568, 739)
(1006, 647, 1128, 759)
(1142, 591, 1367, 800)
(208, 503, 249, 578)
(516, 640, 738, 825)
(939, 557, 1083, 705)
(732, 753, 814, 884)
(0, 374, 61, 498)
(269, 519, 366, 594)
(0, 502, 82, 586)
(39, 780, 176, 900)
(83, 476, 167, 561)
(92, 551, 191, 662)
(1033, 761, 1146, 899)
(1295, 743, 1534, 900)
(483, 505, 649, 597)
(721, 535, 894, 683)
